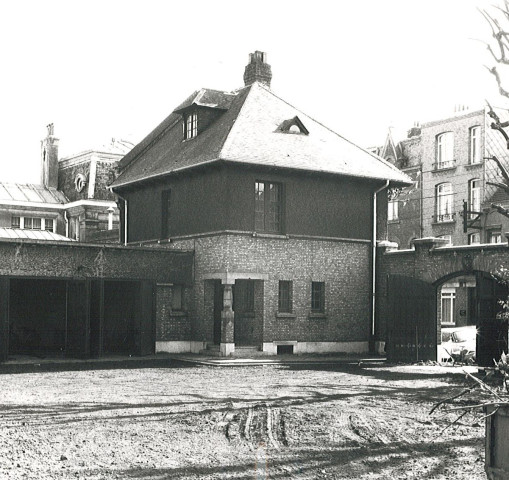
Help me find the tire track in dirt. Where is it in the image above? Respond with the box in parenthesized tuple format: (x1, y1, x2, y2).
(225, 403, 288, 449)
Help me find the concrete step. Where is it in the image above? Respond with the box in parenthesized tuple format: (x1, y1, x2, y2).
(199, 344, 221, 357)
(199, 349, 223, 357)
(232, 346, 266, 357)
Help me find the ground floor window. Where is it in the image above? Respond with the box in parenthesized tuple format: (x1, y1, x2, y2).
(441, 288, 456, 325)
(278, 280, 293, 313)
(171, 285, 183, 311)
(311, 281, 325, 314)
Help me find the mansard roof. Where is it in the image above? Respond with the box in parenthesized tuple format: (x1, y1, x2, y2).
(112, 82, 412, 189)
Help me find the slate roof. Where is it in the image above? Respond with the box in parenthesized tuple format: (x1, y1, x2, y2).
(0, 182, 67, 204)
(112, 82, 412, 189)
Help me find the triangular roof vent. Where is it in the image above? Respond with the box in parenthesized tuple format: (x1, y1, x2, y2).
(278, 116, 309, 135)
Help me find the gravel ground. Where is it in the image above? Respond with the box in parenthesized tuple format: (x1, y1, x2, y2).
(0, 361, 486, 479)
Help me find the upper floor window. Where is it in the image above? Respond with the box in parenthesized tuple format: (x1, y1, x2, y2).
(470, 126, 481, 164)
(436, 132, 454, 169)
(469, 179, 481, 219)
(255, 181, 282, 233)
(12, 216, 53, 230)
(435, 183, 454, 222)
(44, 218, 54, 233)
(388, 200, 399, 221)
(468, 232, 480, 245)
(183, 112, 197, 140)
(488, 230, 502, 244)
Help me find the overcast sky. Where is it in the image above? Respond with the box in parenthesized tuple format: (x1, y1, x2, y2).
(0, 0, 503, 183)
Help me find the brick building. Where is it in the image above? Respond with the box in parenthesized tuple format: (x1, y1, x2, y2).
(111, 51, 411, 356)
(379, 107, 509, 329)
(0, 124, 127, 243)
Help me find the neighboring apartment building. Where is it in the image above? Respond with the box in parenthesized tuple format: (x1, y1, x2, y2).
(379, 107, 509, 328)
(0, 125, 128, 243)
(110, 51, 411, 356)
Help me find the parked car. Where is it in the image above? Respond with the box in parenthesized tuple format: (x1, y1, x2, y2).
(441, 325, 477, 363)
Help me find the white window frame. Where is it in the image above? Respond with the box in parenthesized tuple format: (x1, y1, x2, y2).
(469, 179, 481, 219)
(470, 126, 481, 164)
(436, 183, 454, 222)
(489, 231, 502, 244)
(441, 288, 456, 325)
(437, 132, 454, 168)
(388, 200, 399, 221)
(468, 232, 480, 245)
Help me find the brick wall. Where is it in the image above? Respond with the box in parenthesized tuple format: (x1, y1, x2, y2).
(376, 239, 509, 343)
(167, 233, 371, 345)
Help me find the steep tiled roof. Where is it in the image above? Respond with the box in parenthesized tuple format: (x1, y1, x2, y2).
(0, 182, 67, 204)
(112, 83, 411, 189)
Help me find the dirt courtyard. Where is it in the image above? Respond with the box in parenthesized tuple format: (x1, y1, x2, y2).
(0, 360, 486, 479)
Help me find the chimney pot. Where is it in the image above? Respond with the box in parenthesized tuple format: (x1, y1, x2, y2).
(243, 51, 272, 88)
(41, 124, 59, 189)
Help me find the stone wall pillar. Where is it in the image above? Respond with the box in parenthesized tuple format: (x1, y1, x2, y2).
(220, 284, 235, 356)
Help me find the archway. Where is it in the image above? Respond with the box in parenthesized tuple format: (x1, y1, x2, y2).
(435, 270, 508, 367)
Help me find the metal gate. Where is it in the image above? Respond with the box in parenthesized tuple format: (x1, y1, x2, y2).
(387, 275, 436, 362)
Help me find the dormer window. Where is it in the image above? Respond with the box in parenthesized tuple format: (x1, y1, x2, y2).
(278, 116, 309, 135)
(183, 112, 197, 140)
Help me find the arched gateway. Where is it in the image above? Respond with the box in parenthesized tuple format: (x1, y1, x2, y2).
(376, 238, 509, 366)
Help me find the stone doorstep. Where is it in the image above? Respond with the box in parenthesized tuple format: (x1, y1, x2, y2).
(199, 344, 266, 358)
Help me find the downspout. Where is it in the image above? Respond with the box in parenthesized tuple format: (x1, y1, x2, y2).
(64, 211, 69, 238)
(372, 180, 390, 348)
(112, 189, 128, 246)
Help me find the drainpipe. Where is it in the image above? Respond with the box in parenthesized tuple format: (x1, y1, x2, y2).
(113, 190, 128, 246)
(64, 211, 69, 238)
(372, 180, 390, 350)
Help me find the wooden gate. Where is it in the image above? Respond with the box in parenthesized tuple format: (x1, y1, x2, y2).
(387, 275, 436, 362)
(0, 277, 9, 362)
(476, 272, 508, 368)
(136, 281, 155, 356)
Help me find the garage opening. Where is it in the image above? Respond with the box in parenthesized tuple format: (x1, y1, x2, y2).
(9, 279, 67, 356)
(103, 281, 139, 355)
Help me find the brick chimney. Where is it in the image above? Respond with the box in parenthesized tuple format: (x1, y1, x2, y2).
(41, 123, 59, 189)
(243, 51, 272, 88)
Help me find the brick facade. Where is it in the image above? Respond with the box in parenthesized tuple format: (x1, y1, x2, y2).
(159, 232, 372, 354)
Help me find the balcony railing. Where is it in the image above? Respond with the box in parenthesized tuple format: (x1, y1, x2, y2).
(433, 159, 456, 171)
(433, 212, 456, 223)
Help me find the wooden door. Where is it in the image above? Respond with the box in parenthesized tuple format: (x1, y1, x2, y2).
(233, 280, 256, 346)
(213, 281, 223, 344)
(387, 275, 436, 362)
